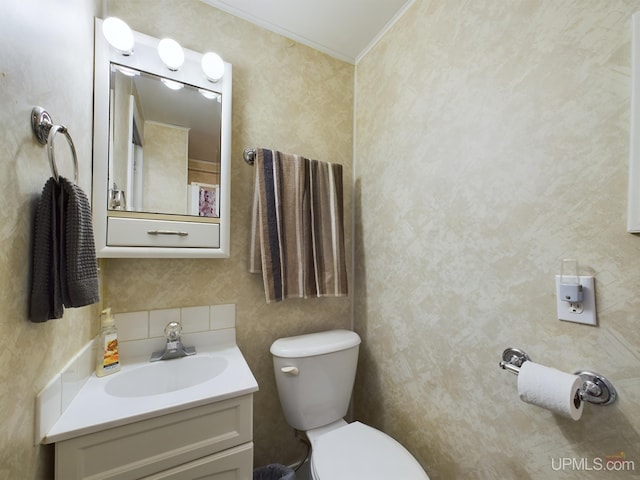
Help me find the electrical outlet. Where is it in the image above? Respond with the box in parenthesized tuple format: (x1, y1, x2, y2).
(555, 275, 597, 325)
(568, 302, 583, 314)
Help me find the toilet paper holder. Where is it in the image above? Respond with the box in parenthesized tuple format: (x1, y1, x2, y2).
(499, 347, 617, 406)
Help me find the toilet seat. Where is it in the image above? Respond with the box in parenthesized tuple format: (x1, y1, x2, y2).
(310, 422, 430, 480)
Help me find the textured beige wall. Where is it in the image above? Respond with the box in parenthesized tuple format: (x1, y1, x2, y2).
(0, 1, 101, 479)
(354, 1, 640, 479)
(104, 0, 354, 468)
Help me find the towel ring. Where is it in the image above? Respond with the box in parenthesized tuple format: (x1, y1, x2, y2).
(47, 125, 78, 184)
(31, 106, 79, 183)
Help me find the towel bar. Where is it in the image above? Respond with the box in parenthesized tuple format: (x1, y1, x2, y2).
(31, 106, 79, 183)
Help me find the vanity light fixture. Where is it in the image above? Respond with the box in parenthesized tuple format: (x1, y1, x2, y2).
(201, 52, 225, 82)
(102, 17, 134, 55)
(158, 38, 185, 71)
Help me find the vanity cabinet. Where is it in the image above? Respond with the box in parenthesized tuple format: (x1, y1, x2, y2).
(55, 394, 253, 480)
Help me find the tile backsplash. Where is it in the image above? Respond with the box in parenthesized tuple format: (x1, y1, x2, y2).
(115, 304, 237, 360)
(115, 304, 236, 341)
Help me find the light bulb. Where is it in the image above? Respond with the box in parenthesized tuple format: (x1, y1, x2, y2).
(201, 52, 225, 82)
(102, 17, 134, 55)
(158, 38, 185, 71)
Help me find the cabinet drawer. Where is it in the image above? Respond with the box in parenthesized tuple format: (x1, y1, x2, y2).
(142, 442, 253, 480)
(55, 394, 252, 480)
(107, 217, 219, 248)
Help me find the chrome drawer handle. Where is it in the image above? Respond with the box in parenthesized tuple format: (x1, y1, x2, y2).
(147, 230, 189, 236)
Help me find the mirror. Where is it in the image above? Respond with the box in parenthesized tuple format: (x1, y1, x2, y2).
(92, 18, 231, 258)
(109, 67, 222, 217)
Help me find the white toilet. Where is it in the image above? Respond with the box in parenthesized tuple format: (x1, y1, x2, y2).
(271, 329, 430, 480)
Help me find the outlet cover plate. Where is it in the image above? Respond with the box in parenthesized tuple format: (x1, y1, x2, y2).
(555, 275, 597, 326)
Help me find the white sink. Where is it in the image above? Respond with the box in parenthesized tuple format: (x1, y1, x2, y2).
(43, 345, 259, 444)
(105, 355, 229, 398)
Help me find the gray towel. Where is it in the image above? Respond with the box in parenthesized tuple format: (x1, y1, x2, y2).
(30, 178, 63, 322)
(59, 177, 100, 307)
(30, 177, 99, 322)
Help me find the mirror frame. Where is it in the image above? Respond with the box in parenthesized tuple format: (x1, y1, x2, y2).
(92, 17, 232, 257)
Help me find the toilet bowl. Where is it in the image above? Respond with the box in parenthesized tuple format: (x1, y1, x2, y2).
(308, 420, 428, 480)
(271, 330, 429, 480)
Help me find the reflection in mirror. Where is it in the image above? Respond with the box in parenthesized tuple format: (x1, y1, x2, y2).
(109, 65, 222, 218)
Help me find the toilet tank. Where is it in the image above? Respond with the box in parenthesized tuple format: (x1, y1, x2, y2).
(271, 330, 361, 431)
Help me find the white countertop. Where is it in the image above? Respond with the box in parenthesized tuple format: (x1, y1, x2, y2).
(44, 345, 258, 444)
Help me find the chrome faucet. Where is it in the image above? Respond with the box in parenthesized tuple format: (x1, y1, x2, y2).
(150, 321, 196, 362)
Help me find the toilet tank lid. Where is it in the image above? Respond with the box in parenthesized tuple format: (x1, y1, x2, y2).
(270, 330, 361, 358)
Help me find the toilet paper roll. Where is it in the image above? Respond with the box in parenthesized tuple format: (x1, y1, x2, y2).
(517, 361, 584, 421)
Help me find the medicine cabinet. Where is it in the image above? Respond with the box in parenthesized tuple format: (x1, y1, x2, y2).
(92, 18, 231, 257)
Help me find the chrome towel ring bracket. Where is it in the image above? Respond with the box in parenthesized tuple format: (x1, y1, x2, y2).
(31, 106, 79, 184)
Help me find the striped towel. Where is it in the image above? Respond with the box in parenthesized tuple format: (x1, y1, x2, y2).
(250, 148, 348, 303)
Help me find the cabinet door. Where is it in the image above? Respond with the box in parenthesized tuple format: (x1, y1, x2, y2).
(142, 442, 253, 480)
(55, 395, 252, 480)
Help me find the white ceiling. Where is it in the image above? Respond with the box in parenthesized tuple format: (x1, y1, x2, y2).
(200, 0, 414, 64)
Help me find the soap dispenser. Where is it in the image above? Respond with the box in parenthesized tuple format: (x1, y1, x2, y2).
(96, 308, 121, 377)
